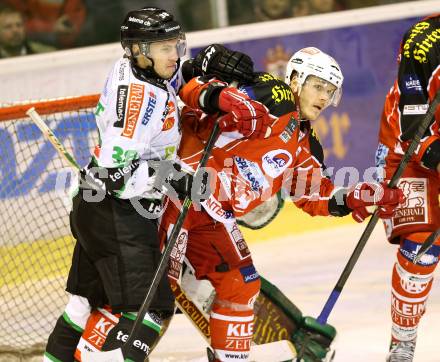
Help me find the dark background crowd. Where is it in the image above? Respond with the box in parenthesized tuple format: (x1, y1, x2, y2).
(0, 0, 422, 58)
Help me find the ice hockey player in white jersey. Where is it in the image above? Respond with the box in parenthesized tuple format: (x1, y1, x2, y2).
(44, 7, 188, 362)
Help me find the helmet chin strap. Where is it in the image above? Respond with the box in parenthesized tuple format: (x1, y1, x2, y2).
(127, 44, 161, 80)
(296, 84, 302, 98)
(290, 75, 302, 116)
(292, 88, 302, 117)
(136, 58, 162, 80)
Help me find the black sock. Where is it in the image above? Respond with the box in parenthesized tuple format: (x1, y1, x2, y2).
(45, 314, 82, 362)
(102, 313, 160, 362)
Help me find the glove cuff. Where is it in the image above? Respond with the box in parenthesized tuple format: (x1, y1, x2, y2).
(199, 82, 226, 114)
(328, 188, 351, 216)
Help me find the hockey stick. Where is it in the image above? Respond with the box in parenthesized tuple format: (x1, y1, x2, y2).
(76, 281, 297, 361)
(27, 106, 295, 361)
(27, 107, 290, 360)
(26, 107, 108, 194)
(413, 228, 440, 264)
(81, 121, 221, 362)
(26, 107, 81, 169)
(27, 105, 317, 361)
(316, 90, 440, 325)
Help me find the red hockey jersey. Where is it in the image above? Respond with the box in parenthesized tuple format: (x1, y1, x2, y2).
(379, 14, 440, 164)
(178, 77, 337, 223)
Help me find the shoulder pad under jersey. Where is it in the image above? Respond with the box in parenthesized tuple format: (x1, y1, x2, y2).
(308, 127, 325, 167)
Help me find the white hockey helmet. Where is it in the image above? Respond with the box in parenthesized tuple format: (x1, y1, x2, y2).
(284, 47, 343, 107)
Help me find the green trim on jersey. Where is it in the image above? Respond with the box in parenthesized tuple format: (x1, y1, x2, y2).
(113, 183, 126, 198)
(122, 312, 161, 333)
(44, 352, 63, 362)
(62, 311, 84, 333)
(91, 155, 124, 168)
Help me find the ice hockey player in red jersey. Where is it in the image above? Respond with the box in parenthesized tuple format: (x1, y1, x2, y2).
(375, 14, 440, 362)
(157, 45, 405, 362)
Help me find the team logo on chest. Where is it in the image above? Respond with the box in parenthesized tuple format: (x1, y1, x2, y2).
(261, 149, 292, 178)
(162, 100, 176, 131)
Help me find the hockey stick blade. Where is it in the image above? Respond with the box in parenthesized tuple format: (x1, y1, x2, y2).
(317, 90, 440, 325)
(83, 122, 221, 361)
(413, 228, 440, 264)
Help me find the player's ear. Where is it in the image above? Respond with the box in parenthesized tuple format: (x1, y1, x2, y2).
(289, 74, 299, 93)
(131, 43, 140, 56)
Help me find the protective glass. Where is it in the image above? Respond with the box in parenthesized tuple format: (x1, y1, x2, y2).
(303, 75, 342, 108)
(138, 33, 187, 60)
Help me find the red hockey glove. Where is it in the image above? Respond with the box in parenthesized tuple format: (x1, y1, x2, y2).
(217, 87, 272, 139)
(346, 182, 405, 223)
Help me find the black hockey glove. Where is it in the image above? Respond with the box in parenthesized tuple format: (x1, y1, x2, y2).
(421, 139, 440, 170)
(188, 44, 255, 83)
(170, 169, 211, 203)
(150, 160, 211, 203)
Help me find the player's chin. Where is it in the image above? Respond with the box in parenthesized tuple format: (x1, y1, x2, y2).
(305, 109, 321, 121)
(167, 66, 178, 76)
(159, 68, 176, 80)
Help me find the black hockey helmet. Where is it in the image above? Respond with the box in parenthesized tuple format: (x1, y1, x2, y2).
(120, 7, 185, 50)
(120, 7, 186, 79)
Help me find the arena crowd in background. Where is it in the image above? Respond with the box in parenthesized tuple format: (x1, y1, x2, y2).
(0, 0, 423, 58)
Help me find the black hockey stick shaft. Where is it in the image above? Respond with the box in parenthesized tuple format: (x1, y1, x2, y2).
(414, 228, 440, 264)
(123, 121, 221, 351)
(317, 90, 440, 325)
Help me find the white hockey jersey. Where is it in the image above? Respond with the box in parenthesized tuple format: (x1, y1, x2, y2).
(89, 57, 182, 199)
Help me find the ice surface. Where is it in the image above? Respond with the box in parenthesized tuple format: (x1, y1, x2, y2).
(149, 223, 440, 362)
